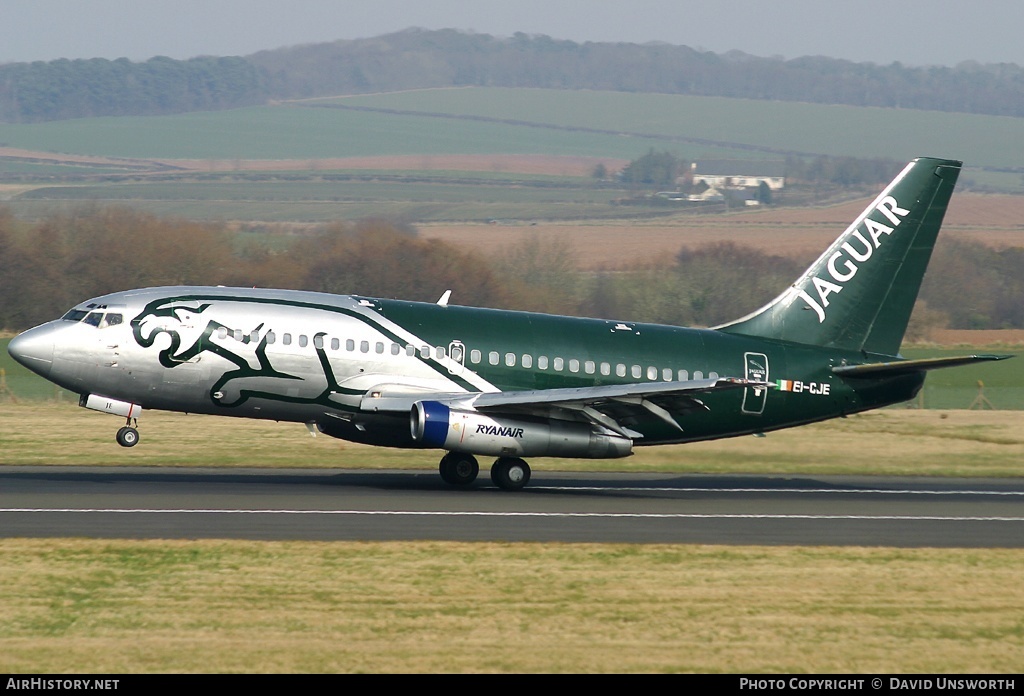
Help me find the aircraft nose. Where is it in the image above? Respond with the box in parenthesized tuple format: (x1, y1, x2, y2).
(7, 324, 57, 379)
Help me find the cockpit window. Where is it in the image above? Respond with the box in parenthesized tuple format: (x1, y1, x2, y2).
(60, 308, 124, 328)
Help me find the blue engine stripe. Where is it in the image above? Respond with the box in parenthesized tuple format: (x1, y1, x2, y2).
(420, 401, 451, 448)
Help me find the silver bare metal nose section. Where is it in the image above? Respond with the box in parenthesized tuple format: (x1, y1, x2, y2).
(7, 324, 57, 379)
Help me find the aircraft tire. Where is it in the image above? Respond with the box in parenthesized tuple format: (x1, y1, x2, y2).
(491, 457, 531, 491)
(116, 426, 140, 448)
(439, 452, 479, 486)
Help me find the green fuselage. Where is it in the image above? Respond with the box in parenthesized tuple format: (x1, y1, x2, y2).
(374, 298, 922, 445)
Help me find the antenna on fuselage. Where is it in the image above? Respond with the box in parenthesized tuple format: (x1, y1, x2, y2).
(436, 290, 452, 307)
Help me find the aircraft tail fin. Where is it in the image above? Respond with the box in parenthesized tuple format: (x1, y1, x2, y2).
(717, 157, 962, 355)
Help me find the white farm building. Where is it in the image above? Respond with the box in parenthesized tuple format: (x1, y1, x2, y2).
(690, 160, 786, 190)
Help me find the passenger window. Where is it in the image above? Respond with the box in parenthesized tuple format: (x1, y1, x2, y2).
(694, 371, 704, 380)
(361, 341, 370, 353)
(553, 357, 564, 371)
(331, 338, 340, 351)
(631, 365, 642, 379)
(600, 362, 610, 376)
(451, 345, 464, 362)
(377, 342, 386, 354)
(616, 364, 626, 378)
(522, 354, 533, 369)
(678, 369, 689, 381)
(435, 346, 445, 359)
(420, 346, 430, 359)
(538, 356, 549, 369)
(218, 327, 228, 340)
(489, 351, 499, 365)
(346, 339, 355, 351)
(663, 368, 672, 381)
(470, 349, 482, 364)
(505, 352, 516, 367)
(283, 333, 292, 346)
(233, 329, 243, 341)
(252, 330, 261, 344)
(647, 366, 658, 380)
(709, 371, 719, 380)
(313, 335, 323, 349)
(585, 361, 595, 374)
(391, 343, 401, 355)
(266, 331, 276, 345)
(299, 335, 309, 348)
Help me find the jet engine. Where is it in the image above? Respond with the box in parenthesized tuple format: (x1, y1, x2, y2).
(410, 401, 632, 459)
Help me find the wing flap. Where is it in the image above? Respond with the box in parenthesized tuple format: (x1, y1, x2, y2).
(359, 376, 764, 437)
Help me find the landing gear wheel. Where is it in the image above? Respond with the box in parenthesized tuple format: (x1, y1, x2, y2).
(439, 452, 479, 486)
(491, 457, 531, 491)
(116, 426, 140, 448)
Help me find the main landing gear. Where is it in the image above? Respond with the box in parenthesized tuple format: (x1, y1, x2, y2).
(438, 452, 532, 491)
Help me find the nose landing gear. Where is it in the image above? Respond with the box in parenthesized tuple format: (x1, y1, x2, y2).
(79, 395, 142, 448)
(116, 425, 139, 447)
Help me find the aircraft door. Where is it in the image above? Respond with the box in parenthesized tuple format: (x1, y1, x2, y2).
(741, 352, 768, 415)
(447, 340, 466, 376)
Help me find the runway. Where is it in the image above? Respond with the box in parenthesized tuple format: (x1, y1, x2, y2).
(1, 466, 1022, 547)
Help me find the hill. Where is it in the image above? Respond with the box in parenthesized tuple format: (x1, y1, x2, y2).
(4, 29, 1024, 123)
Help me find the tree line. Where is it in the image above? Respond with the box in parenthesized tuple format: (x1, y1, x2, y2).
(4, 29, 1024, 122)
(2, 206, 1020, 337)
(0, 56, 264, 122)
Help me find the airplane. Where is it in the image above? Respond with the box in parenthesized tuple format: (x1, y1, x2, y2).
(7, 157, 1012, 490)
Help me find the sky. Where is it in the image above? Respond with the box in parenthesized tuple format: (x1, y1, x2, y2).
(2, 0, 1023, 67)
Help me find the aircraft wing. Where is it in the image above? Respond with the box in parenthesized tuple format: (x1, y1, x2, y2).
(359, 377, 765, 438)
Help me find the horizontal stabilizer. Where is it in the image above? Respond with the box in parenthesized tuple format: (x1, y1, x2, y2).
(832, 354, 1013, 378)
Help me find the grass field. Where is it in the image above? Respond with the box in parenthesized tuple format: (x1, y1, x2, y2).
(1, 403, 1021, 476)
(0, 89, 1022, 171)
(0, 103, 670, 161)
(1, 540, 1021, 673)
(329, 88, 1024, 171)
(3, 87, 1024, 225)
(13, 177, 640, 223)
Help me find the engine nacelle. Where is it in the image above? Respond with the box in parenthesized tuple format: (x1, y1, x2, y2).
(410, 401, 632, 459)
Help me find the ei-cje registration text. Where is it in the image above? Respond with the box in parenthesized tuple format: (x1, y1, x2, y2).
(7, 680, 118, 691)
